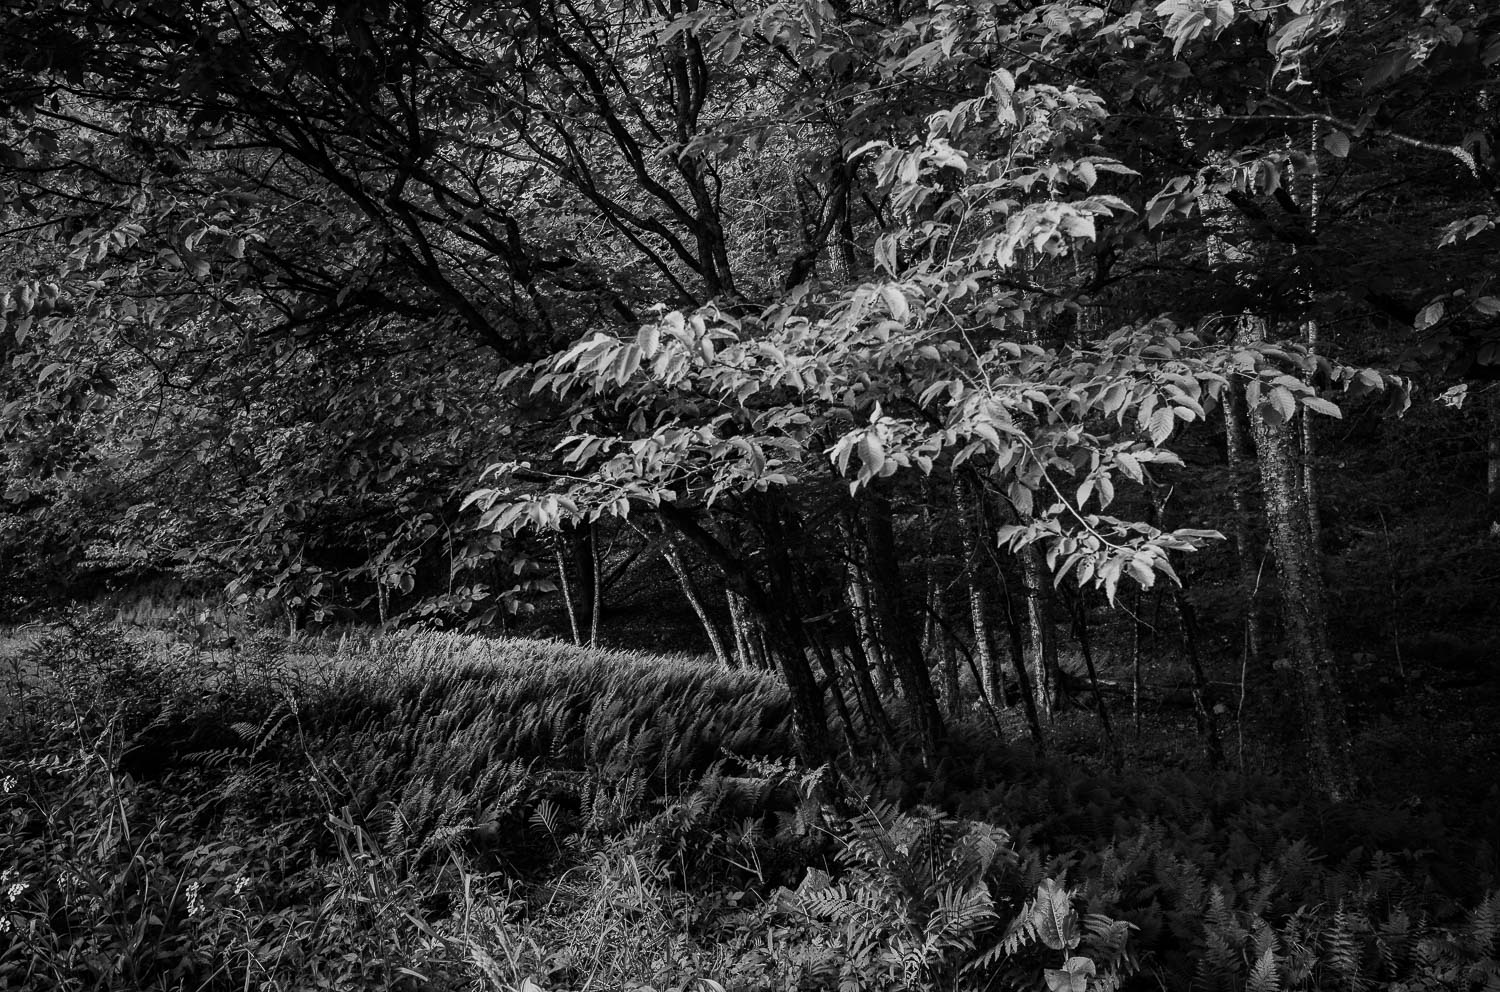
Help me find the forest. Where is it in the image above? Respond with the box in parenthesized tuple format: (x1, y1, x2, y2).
(1, 0, 1499, 989)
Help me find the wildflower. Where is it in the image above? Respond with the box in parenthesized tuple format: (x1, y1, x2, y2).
(0, 868, 13, 887)
(232, 875, 251, 897)
(0, 916, 10, 933)
(6, 882, 25, 903)
(185, 880, 203, 917)
(0, 776, 14, 793)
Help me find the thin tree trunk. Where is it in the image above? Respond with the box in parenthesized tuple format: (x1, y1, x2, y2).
(842, 632, 897, 742)
(732, 585, 767, 669)
(961, 643, 1007, 739)
(660, 510, 830, 762)
(804, 625, 860, 744)
(1069, 590, 1120, 766)
(838, 171, 857, 276)
(959, 476, 1002, 708)
(1223, 381, 1264, 671)
(921, 487, 940, 658)
(767, 503, 862, 745)
(662, 532, 731, 666)
(1249, 393, 1356, 799)
(726, 589, 750, 666)
(554, 535, 582, 645)
(842, 515, 895, 692)
(588, 523, 603, 645)
(1019, 543, 1058, 725)
(997, 551, 1045, 745)
(1172, 584, 1225, 769)
(923, 576, 941, 660)
(752, 619, 773, 672)
(942, 635, 961, 717)
(1149, 492, 1226, 768)
(756, 599, 832, 763)
(862, 491, 947, 761)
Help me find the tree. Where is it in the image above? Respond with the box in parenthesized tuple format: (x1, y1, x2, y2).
(2, 0, 1492, 796)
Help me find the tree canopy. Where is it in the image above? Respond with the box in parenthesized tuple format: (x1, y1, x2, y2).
(3, 0, 1499, 792)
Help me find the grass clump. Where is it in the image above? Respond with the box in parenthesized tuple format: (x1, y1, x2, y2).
(312, 629, 795, 782)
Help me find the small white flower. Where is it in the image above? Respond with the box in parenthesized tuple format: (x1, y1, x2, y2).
(0, 916, 11, 933)
(6, 882, 25, 903)
(0, 776, 15, 793)
(232, 875, 251, 897)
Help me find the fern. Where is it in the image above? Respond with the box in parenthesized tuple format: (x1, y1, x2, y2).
(1247, 945, 1281, 992)
(1323, 907, 1369, 992)
(1470, 891, 1500, 957)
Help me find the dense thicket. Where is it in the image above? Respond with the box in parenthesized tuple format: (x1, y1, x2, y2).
(2, 1, 1499, 798)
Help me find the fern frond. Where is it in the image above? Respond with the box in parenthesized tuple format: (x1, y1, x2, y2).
(1247, 946, 1281, 992)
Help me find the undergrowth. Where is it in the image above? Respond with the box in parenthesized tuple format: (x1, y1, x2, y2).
(1, 617, 1496, 990)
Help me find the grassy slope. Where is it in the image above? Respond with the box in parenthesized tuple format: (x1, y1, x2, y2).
(3, 619, 1498, 991)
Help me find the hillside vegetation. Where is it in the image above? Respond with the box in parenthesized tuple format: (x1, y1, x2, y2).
(2, 618, 1497, 991)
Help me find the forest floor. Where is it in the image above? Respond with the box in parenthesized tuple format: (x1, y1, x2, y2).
(1, 614, 1497, 991)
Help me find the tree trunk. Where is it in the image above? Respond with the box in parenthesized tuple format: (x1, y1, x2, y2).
(726, 589, 757, 667)
(1249, 399, 1356, 799)
(840, 626, 897, 743)
(842, 516, 895, 692)
(861, 492, 947, 761)
(942, 636, 961, 717)
(1149, 492, 1226, 768)
(803, 625, 861, 746)
(757, 599, 832, 764)
(920, 488, 940, 658)
(1172, 584, 1225, 769)
(766, 504, 862, 745)
(554, 535, 582, 645)
(1019, 543, 1058, 726)
(997, 551, 1045, 746)
(958, 476, 1003, 708)
(662, 531, 731, 666)
(588, 522, 603, 646)
(1068, 590, 1120, 766)
(752, 618, 773, 672)
(660, 510, 830, 763)
(1223, 381, 1265, 671)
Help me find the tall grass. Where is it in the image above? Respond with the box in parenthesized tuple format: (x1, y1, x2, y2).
(0, 618, 802, 991)
(315, 630, 794, 776)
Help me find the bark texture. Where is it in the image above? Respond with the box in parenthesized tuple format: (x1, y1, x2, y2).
(1223, 382, 1264, 670)
(1250, 401, 1356, 799)
(1020, 542, 1058, 727)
